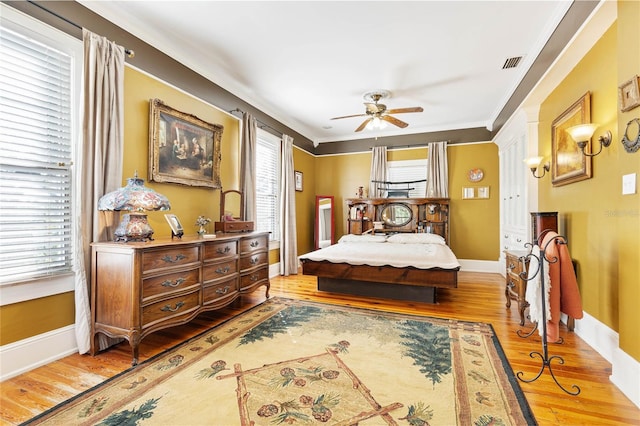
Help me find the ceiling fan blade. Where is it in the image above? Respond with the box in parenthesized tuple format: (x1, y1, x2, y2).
(330, 113, 367, 120)
(355, 118, 372, 132)
(381, 115, 409, 128)
(386, 106, 424, 114)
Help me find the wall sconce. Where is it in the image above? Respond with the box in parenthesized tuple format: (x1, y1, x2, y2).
(524, 156, 550, 179)
(566, 123, 611, 157)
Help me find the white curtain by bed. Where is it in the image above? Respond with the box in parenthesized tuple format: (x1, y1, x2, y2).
(76, 29, 125, 354)
(426, 141, 449, 197)
(369, 146, 387, 198)
(279, 134, 298, 275)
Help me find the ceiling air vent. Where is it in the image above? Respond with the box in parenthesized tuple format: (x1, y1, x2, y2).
(502, 56, 522, 69)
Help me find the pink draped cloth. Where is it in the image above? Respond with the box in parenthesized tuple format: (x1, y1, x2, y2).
(540, 231, 584, 343)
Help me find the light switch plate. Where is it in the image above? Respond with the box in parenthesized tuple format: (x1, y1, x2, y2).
(622, 173, 636, 195)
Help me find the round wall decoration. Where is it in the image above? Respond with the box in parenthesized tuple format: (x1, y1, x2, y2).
(467, 168, 484, 182)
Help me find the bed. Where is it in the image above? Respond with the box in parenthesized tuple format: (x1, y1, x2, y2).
(300, 232, 461, 303)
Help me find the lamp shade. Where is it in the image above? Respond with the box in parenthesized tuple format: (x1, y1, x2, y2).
(98, 175, 171, 212)
(566, 123, 598, 142)
(98, 174, 170, 243)
(523, 156, 543, 168)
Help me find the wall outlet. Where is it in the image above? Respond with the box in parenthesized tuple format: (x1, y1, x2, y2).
(622, 173, 636, 195)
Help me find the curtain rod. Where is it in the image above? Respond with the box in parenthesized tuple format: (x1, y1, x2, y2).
(368, 141, 449, 150)
(229, 108, 282, 137)
(27, 1, 135, 58)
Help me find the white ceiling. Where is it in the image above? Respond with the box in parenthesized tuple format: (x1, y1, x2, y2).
(78, 1, 577, 146)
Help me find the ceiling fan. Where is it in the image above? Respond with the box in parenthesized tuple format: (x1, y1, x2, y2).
(330, 90, 424, 132)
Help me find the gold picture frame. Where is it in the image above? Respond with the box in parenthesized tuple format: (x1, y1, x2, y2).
(619, 75, 640, 112)
(552, 92, 592, 187)
(149, 99, 223, 188)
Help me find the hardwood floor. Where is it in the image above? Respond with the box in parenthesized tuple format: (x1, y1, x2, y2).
(1, 271, 639, 425)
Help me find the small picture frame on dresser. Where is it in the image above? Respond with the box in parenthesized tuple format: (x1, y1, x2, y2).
(165, 214, 184, 239)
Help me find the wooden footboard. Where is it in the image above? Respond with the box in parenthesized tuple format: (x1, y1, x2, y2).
(300, 259, 459, 288)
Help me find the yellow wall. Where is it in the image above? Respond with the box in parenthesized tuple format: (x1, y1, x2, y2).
(310, 143, 500, 260)
(293, 147, 316, 255)
(538, 20, 640, 360)
(0, 293, 74, 345)
(616, 0, 640, 361)
(123, 68, 240, 236)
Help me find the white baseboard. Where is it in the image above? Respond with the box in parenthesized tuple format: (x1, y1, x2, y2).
(269, 262, 280, 278)
(0, 325, 77, 382)
(573, 310, 640, 408)
(458, 259, 501, 274)
(611, 348, 640, 408)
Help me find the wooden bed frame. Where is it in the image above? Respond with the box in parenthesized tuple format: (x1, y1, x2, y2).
(300, 198, 458, 303)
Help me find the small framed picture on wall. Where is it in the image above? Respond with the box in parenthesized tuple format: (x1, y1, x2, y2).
(294, 170, 303, 192)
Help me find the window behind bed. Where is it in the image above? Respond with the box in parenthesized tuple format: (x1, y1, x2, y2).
(387, 159, 427, 198)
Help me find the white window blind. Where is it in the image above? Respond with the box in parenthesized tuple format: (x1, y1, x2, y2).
(387, 159, 428, 198)
(255, 130, 280, 241)
(0, 23, 74, 284)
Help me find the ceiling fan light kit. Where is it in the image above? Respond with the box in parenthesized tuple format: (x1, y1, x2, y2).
(331, 90, 424, 132)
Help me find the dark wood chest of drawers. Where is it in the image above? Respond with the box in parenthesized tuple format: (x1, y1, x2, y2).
(504, 249, 530, 326)
(90, 232, 269, 364)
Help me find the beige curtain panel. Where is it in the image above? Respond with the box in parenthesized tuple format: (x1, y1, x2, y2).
(77, 29, 126, 354)
(426, 141, 449, 198)
(240, 112, 257, 223)
(369, 146, 387, 198)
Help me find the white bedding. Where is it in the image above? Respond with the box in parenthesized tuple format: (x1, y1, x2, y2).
(300, 238, 460, 270)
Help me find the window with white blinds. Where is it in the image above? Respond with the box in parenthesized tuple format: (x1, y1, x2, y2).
(0, 7, 80, 286)
(255, 130, 281, 242)
(387, 159, 428, 198)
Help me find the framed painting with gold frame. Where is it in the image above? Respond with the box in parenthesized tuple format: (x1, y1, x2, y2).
(551, 92, 592, 187)
(149, 98, 223, 188)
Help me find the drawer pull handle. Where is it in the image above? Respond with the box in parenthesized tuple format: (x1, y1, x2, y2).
(216, 286, 230, 295)
(249, 256, 259, 265)
(160, 301, 185, 312)
(216, 246, 231, 254)
(250, 240, 259, 248)
(516, 238, 522, 242)
(161, 277, 186, 288)
(215, 266, 231, 274)
(162, 254, 187, 263)
(250, 274, 259, 282)
(508, 263, 516, 270)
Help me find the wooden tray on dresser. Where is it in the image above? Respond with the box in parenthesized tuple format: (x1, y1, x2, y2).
(214, 221, 254, 233)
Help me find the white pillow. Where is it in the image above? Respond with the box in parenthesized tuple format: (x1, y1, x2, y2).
(338, 234, 387, 243)
(387, 233, 446, 245)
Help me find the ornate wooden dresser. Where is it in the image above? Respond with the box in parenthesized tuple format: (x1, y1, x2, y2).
(90, 232, 269, 365)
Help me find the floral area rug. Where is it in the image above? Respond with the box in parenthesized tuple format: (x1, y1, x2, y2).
(23, 297, 535, 425)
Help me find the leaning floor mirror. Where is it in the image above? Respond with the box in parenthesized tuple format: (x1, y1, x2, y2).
(315, 195, 334, 249)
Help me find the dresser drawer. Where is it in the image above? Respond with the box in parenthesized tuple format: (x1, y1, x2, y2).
(240, 251, 268, 271)
(142, 246, 200, 274)
(203, 259, 238, 283)
(204, 240, 238, 260)
(142, 267, 200, 301)
(506, 253, 526, 277)
(142, 290, 200, 327)
(506, 274, 522, 299)
(203, 278, 239, 305)
(240, 235, 268, 253)
(240, 267, 269, 291)
(215, 221, 253, 233)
